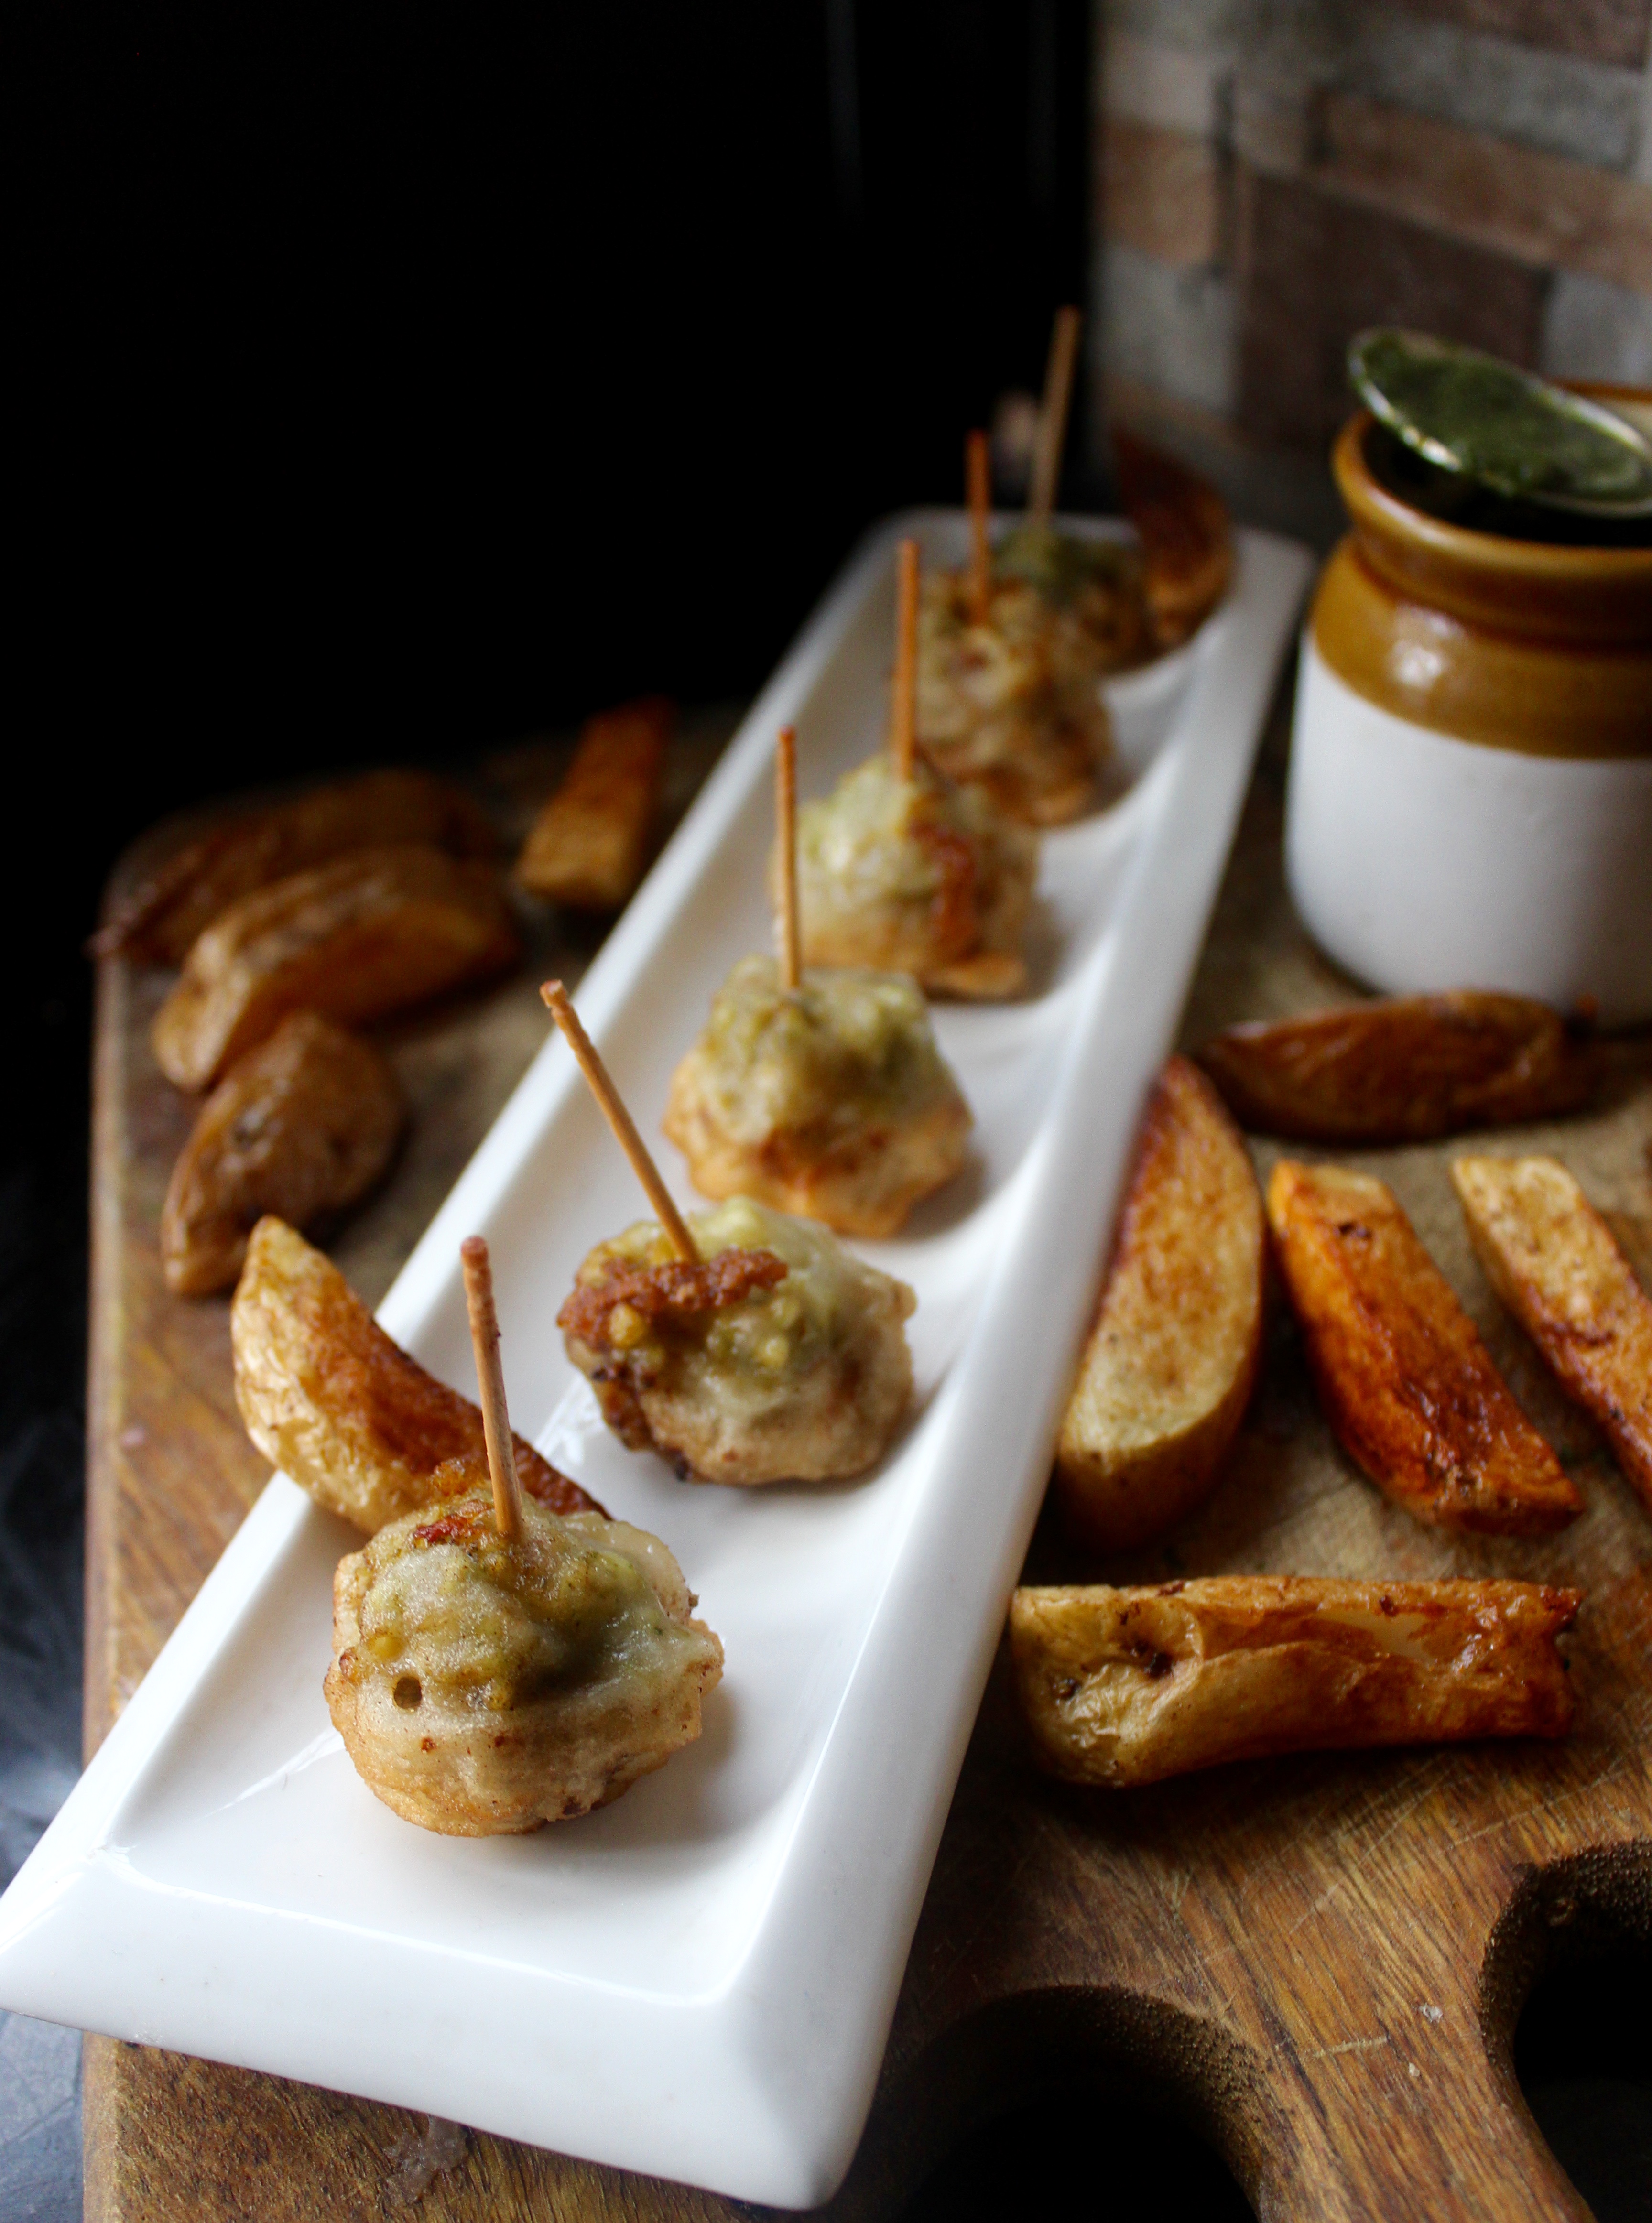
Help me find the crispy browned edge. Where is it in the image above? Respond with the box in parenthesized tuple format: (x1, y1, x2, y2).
(514, 695, 675, 908)
(1265, 1160, 1581, 1535)
(150, 846, 522, 1091)
(93, 768, 497, 963)
(1010, 1575, 1581, 1787)
(161, 1015, 405, 1295)
(1054, 1055, 1264, 1550)
(1111, 427, 1232, 647)
(1196, 992, 1595, 1143)
(1453, 1152, 1652, 1509)
(235, 1215, 602, 1524)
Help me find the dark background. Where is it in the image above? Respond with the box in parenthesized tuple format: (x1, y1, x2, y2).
(5, 6, 1648, 2218)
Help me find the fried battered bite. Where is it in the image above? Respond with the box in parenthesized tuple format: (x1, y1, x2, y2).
(1111, 428, 1233, 651)
(1057, 1058, 1264, 1549)
(153, 845, 521, 1091)
(792, 754, 1037, 1000)
(560, 1196, 915, 1485)
(915, 561, 1120, 825)
(515, 696, 675, 911)
(1011, 1576, 1580, 1789)
(663, 955, 971, 1238)
(326, 1487, 722, 1833)
(231, 1216, 601, 1529)
(1267, 1162, 1581, 1535)
(162, 1013, 404, 1296)
(1197, 992, 1596, 1144)
(1453, 1154, 1652, 1511)
(94, 769, 496, 966)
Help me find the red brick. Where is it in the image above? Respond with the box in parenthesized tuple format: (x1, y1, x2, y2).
(1393, 0, 1651, 70)
(1101, 120, 1224, 267)
(1319, 95, 1652, 297)
(1235, 169, 1549, 450)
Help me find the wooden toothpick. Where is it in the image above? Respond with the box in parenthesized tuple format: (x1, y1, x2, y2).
(540, 980, 696, 1260)
(460, 1236, 523, 1543)
(889, 536, 920, 783)
(966, 428, 992, 624)
(1027, 304, 1081, 528)
(774, 726, 802, 992)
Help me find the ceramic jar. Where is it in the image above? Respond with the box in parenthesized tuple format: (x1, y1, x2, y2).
(1286, 403, 1652, 1026)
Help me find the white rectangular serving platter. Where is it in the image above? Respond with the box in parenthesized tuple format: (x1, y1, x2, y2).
(0, 511, 1311, 2208)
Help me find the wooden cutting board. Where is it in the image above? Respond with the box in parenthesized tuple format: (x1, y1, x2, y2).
(82, 705, 1652, 2223)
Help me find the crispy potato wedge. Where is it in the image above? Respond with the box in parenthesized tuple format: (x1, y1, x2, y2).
(94, 769, 496, 966)
(1011, 1575, 1580, 1787)
(231, 1215, 602, 1530)
(1112, 428, 1232, 650)
(1197, 992, 1595, 1144)
(152, 844, 520, 1091)
(1453, 1153, 1652, 1510)
(1268, 1162, 1581, 1533)
(1056, 1056, 1264, 1549)
(515, 695, 674, 909)
(162, 1012, 405, 1296)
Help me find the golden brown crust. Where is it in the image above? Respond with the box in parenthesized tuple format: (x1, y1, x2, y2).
(94, 770, 497, 966)
(161, 1013, 405, 1296)
(1056, 1057, 1265, 1549)
(1266, 1161, 1581, 1535)
(1011, 1575, 1580, 1787)
(556, 1247, 790, 1347)
(152, 845, 521, 1090)
(514, 696, 674, 909)
(1111, 429, 1233, 650)
(1196, 992, 1596, 1144)
(1453, 1153, 1652, 1510)
(231, 1216, 601, 1529)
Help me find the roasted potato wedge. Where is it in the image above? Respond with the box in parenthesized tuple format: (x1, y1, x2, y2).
(1267, 1161, 1581, 1534)
(1011, 1575, 1580, 1787)
(515, 695, 674, 909)
(1056, 1056, 1264, 1549)
(1112, 428, 1232, 649)
(94, 769, 496, 966)
(152, 844, 520, 1091)
(231, 1215, 601, 1530)
(162, 1012, 404, 1295)
(1453, 1153, 1652, 1510)
(1197, 992, 1595, 1143)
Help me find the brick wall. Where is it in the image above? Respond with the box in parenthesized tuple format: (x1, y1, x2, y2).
(1093, 0, 1652, 480)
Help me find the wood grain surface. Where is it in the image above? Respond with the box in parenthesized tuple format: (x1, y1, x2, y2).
(83, 707, 1652, 2222)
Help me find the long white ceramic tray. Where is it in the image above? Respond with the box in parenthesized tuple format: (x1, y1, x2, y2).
(0, 511, 1310, 2207)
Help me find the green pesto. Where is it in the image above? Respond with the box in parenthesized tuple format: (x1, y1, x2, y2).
(1351, 330, 1652, 511)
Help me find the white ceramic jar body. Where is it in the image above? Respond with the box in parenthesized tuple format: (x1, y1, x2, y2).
(1288, 640, 1652, 1025)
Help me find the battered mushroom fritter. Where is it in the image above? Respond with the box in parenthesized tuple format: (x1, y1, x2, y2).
(917, 554, 1131, 825)
(560, 1196, 915, 1486)
(791, 755, 1036, 1001)
(326, 1487, 723, 1833)
(663, 955, 971, 1238)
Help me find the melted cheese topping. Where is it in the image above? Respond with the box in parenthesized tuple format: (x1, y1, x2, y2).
(579, 1195, 907, 1401)
(694, 954, 959, 1147)
(353, 1490, 702, 1714)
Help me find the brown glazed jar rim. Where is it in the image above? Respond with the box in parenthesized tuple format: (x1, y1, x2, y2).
(1332, 409, 1652, 644)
